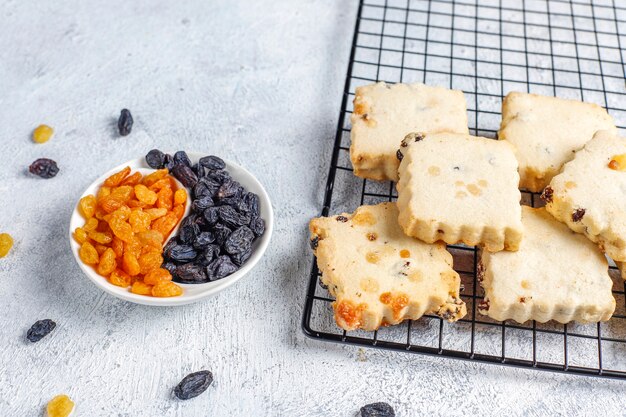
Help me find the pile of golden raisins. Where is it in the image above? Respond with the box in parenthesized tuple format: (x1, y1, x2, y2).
(74, 166, 186, 297)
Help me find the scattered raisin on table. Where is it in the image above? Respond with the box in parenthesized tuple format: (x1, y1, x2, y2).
(29, 158, 59, 178)
(33, 124, 54, 144)
(360, 402, 396, 417)
(27, 319, 56, 342)
(46, 394, 75, 417)
(117, 108, 134, 136)
(0, 233, 14, 258)
(174, 370, 214, 400)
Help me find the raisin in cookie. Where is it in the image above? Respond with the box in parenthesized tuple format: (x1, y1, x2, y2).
(350, 82, 468, 182)
(499, 92, 616, 192)
(479, 206, 615, 324)
(309, 202, 466, 331)
(396, 132, 523, 252)
(544, 130, 626, 261)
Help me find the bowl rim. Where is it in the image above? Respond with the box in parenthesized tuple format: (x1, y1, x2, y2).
(68, 153, 273, 306)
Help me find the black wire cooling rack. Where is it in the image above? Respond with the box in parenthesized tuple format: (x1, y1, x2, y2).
(302, 0, 626, 378)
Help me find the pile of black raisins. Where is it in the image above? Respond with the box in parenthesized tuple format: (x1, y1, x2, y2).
(145, 149, 265, 283)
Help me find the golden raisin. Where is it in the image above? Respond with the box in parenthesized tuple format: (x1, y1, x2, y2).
(104, 166, 131, 187)
(174, 188, 187, 206)
(111, 237, 124, 258)
(74, 228, 88, 244)
(79, 195, 97, 219)
(134, 184, 158, 205)
(138, 251, 163, 275)
(129, 210, 151, 233)
(97, 248, 117, 276)
(148, 177, 171, 191)
(142, 168, 168, 186)
(123, 237, 142, 257)
(0, 233, 14, 258)
(131, 281, 153, 295)
(144, 268, 172, 285)
(109, 269, 131, 287)
(46, 394, 74, 417)
(137, 230, 164, 248)
(88, 230, 113, 244)
(152, 281, 183, 297)
(33, 124, 54, 144)
(111, 205, 131, 220)
(100, 195, 123, 213)
(109, 216, 134, 242)
(94, 244, 109, 255)
(152, 212, 178, 238)
(83, 217, 99, 232)
(79, 242, 99, 264)
(111, 185, 134, 202)
(120, 171, 142, 186)
(171, 204, 185, 220)
(122, 251, 141, 276)
(127, 199, 148, 208)
(156, 186, 173, 210)
(145, 207, 167, 220)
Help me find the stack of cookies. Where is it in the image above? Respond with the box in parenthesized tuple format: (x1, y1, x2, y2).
(310, 81, 622, 332)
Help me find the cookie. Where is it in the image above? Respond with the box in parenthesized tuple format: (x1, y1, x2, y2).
(350, 82, 469, 182)
(309, 202, 466, 331)
(479, 206, 615, 324)
(544, 130, 626, 261)
(396, 132, 523, 252)
(499, 91, 616, 192)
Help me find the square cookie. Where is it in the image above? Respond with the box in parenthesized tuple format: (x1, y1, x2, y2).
(544, 130, 626, 261)
(309, 202, 466, 331)
(499, 91, 616, 192)
(479, 206, 615, 324)
(350, 82, 469, 182)
(396, 132, 523, 252)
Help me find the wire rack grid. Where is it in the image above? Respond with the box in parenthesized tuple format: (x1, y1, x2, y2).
(302, 0, 626, 379)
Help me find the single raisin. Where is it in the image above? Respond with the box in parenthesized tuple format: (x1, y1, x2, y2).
(250, 217, 265, 237)
(33, 124, 54, 144)
(46, 394, 75, 417)
(203, 207, 220, 225)
(173, 151, 192, 168)
(207, 169, 230, 183)
(218, 206, 250, 229)
(194, 177, 220, 199)
(174, 370, 214, 400)
(79, 195, 97, 219)
(174, 188, 187, 206)
(172, 164, 198, 188)
(224, 226, 254, 255)
(175, 263, 208, 283)
(192, 196, 214, 213)
(206, 255, 238, 281)
(360, 402, 395, 417)
(572, 208, 586, 222)
(230, 248, 252, 266)
(195, 244, 220, 266)
(118, 108, 133, 136)
(27, 319, 56, 342)
(541, 186, 554, 203)
(146, 149, 166, 169)
(179, 224, 200, 244)
(167, 244, 198, 262)
(336, 215, 348, 222)
(396, 149, 403, 161)
(144, 268, 172, 285)
(104, 166, 131, 187)
(152, 281, 183, 297)
(164, 153, 176, 170)
(216, 180, 242, 200)
(193, 231, 215, 249)
(131, 281, 153, 295)
(0, 233, 14, 257)
(213, 223, 232, 245)
(237, 192, 260, 218)
(29, 158, 59, 178)
(199, 155, 225, 170)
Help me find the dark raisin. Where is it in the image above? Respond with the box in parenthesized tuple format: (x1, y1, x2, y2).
(29, 158, 59, 179)
(224, 226, 254, 255)
(396, 149, 403, 161)
(541, 186, 554, 203)
(360, 402, 395, 417)
(230, 248, 252, 266)
(213, 223, 232, 245)
(216, 180, 242, 200)
(162, 262, 178, 275)
(195, 244, 221, 266)
(191, 163, 200, 175)
(174, 370, 214, 400)
(145, 149, 166, 169)
(203, 207, 220, 225)
(250, 217, 265, 237)
(174, 263, 208, 283)
(164, 153, 177, 170)
(27, 319, 56, 342)
(572, 208, 586, 222)
(199, 155, 226, 170)
(310, 236, 319, 250)
(173, 151, 192, 168)
(478, 300, 490, 311)
(237, 193, 260, 218)
(179, 224, 200, 245)
(194, 177, 220, 199)
(172, 164, 198, 188)
(206, 255, 238, 280)
(163, 238, 179, 259)
(207, 169, 231, 184)
(218, 206, 250, 229)
(193, 231, 215, 249)
(167, 244, 198, 262)
(336, 215, 348, 222)
(179, 214, 198, 230)
(117, 109, 133, 136)
(192, 196, 214, 213)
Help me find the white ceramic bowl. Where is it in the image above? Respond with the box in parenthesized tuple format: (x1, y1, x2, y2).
(69, 153, 273, 306)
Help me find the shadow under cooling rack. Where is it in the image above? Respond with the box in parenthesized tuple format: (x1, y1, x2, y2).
(301, 0, 626, 379)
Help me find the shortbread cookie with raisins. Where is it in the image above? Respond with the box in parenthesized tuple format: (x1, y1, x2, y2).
(350, 82, 469, 182)
(499, 92, 616, 192)
(479, 206, 615, 324)
(309, 202, 466, 331)
(544, 130, 626, 261)
(396, 132, 523, 252)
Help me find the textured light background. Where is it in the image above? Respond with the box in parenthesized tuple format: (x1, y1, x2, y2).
(1, 0, 625, 416)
